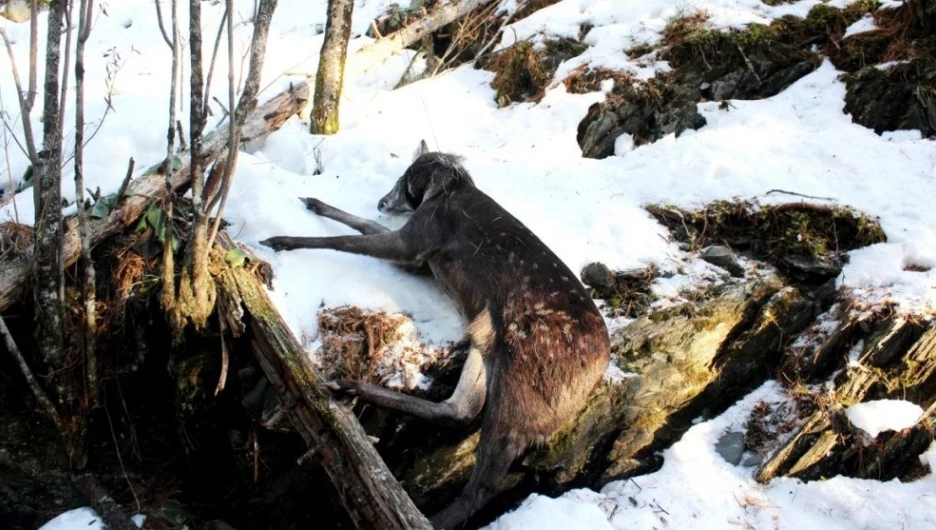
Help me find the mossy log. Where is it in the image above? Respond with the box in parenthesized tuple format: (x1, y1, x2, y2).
(214, 233, 431, 530)
(757, 319, 936, 483)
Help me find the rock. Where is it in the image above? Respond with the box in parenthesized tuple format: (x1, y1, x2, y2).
(778, 254, 842, 281)
(581, 262, 615, 292)
(577, 80, 706, 159)
(716, 431, 745, 465)
(700, 246, 744, 277)
(844, 59, 936, 138)
(741, 452, 763, 467)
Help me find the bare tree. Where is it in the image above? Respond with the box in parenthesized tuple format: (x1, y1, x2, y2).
(157, 0, 278, 330)
(74, 0, 98, 407)
(311, 0, 353, 135)
(159, 0, 180, 315)
(34, 0, 68, 402)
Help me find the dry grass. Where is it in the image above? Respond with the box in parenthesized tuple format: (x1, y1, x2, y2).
(661, 8, 710, 46)
(486, 37, 587, 106)
(316, 305, 459, 390)
(488, 41, 553, 106)
(562, 65, 634, 94)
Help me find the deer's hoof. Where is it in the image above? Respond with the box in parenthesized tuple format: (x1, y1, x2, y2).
(322, 379, 360, 397)
(259, 237, 292, 252)
(300, 197, 325, 214)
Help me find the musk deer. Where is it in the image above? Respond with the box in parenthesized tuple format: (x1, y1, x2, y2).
(260, 141, 610, 529)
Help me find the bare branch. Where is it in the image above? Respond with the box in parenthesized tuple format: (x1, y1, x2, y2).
(207, 0, 278, 249)
(203, 4, 229, 113)
(0, 313, 66, 433)
(161, 0, 180, 312)
(154, 0, 174, 49)
(0, 92, 21, 222)
(75, 0, 98, 408)
(0, 27, 39, 162)
(27, 0, 38, 110)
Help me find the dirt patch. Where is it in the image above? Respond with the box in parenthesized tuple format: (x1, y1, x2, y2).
(646, 200, 886, 282)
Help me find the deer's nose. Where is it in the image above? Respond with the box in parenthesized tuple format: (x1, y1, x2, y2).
(378, 197, 388, 212)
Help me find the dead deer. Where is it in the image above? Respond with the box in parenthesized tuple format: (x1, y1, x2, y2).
(260, 141, 610, 529)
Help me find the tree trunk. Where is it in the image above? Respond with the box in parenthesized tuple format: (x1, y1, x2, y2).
(311, 0, 353, 135)
(215, 234, 432, 530)
(34, 0, 67, 403)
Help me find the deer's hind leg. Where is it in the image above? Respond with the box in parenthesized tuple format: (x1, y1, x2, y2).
(430, 403, 529, 529)
(324, 345, 489, 426)
(300, 197, 389, 235)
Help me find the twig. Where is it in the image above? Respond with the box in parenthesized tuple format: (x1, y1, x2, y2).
(28, 0, 38, 111)
(203, 4, 229, 114)
(176, 119, 187, 151)
(736, 44, 762, 83)
(473, 6, 516, 65)
(0, 91, 21, 222)
(764, 189, 837, 202)
(154, 0, 174, 49)
(0, 314, 65, 432)
(0, 27, 39, 162)
(215, 310, 229, 395)
(58, 0, 75, 132)
(103, 405, 142, 513)
(115, 156, 134, 204)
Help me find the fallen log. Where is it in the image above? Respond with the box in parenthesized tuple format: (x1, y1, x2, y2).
(214, 233, 432, 530)
(0, 82, 309, 312)
(351, 0, 490, 72)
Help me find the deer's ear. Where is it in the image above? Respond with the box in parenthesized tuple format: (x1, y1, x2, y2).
(413, 139, 430, 162)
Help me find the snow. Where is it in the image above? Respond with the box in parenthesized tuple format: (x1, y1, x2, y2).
(37, 507, 105, 530)
(4, 0, 936, 528)
(38, 508, 145, 530)
(846, 399, 925, 438)
(843, 14, 878, 38)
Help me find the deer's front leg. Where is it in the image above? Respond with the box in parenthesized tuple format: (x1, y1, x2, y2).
(259, 231, 424, 268)
(300, 197, 390, 235)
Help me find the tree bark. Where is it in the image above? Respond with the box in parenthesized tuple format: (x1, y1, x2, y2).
(311, 0, 354, 135)
(215, 233, 432, 530)
(34, 0, 68, 405)
(75, 0, 98, 407)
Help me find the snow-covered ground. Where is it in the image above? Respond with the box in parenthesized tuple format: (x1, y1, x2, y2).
(3, 0, 934, 528)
